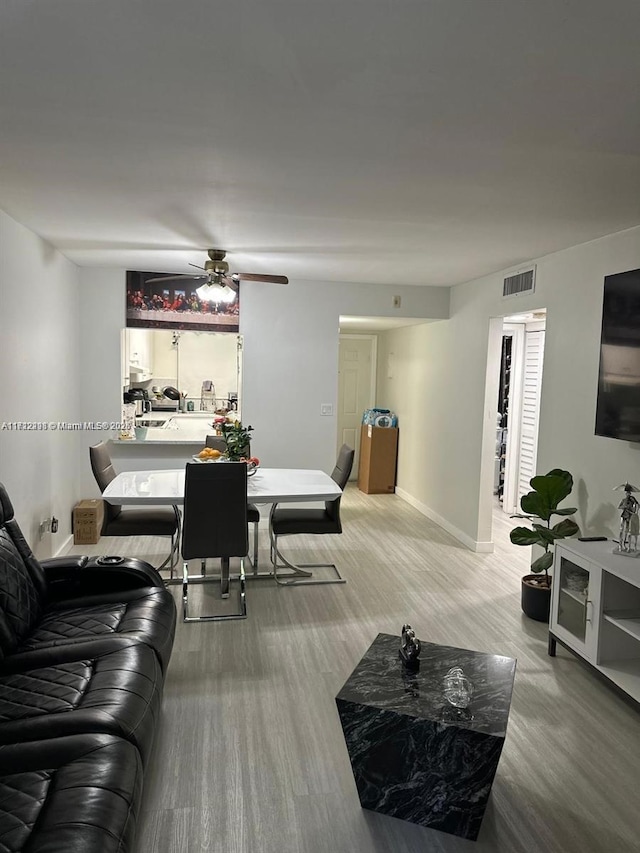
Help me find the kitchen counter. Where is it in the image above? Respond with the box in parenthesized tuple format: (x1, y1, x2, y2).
(108, 412, 239, 472)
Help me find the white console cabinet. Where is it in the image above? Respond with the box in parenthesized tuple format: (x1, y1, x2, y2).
(549, 539, 640, 705)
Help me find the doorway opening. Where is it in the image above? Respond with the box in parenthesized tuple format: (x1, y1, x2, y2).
(484, 309, 547, 545)
(337, 334, 377, 480)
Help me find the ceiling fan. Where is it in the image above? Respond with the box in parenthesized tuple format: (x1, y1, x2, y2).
(146, 249, 288, 302)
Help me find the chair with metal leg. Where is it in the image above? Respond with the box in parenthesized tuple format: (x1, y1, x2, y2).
(269, 444, 355, 586)
(181, 461, 249, 622)
(205, 434, 261, 571)
(89, 442, 180, 577)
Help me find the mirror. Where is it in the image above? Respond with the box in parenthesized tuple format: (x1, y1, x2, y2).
(122, 328, 242, 416)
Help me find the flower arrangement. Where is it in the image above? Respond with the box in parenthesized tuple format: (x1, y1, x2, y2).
(220, 419, 254, 461)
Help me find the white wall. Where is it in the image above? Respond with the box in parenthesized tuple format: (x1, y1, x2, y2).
(76, 270, 449, 493)
(376, 225, 640, 549)
(148, 330, 239, 403)
(0, 210, 82, 556)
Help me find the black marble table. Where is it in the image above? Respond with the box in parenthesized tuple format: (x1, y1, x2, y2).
(335, 633, 516, 841)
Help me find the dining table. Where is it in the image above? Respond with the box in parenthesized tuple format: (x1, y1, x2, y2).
(103, 466, 342, 506)
(102, 465, 343, 586)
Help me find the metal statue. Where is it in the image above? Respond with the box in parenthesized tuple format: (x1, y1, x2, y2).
(613, 482, 640, 555)
(399, 624, 421, 670)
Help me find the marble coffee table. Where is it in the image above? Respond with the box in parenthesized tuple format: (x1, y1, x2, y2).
(335, 633, 516, 841)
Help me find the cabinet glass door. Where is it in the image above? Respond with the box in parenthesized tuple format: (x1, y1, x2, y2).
(557, 556, 591, 642)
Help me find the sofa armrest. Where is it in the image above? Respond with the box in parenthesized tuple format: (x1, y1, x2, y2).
(40, 556, 89, 572)
(44, 555, 166, 600)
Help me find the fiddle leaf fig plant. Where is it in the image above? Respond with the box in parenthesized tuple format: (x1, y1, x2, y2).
(510, 468, 580, 584)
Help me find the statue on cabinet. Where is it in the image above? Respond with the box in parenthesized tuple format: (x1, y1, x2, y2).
(614, 482, 640, 555)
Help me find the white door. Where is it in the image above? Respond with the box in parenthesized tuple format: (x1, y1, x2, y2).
(503, 320, 546, 514)
(516, 326, 546, 504)
(338, 335, 377, 479)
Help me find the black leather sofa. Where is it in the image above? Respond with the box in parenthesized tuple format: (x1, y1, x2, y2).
(0, 482, 177, 852)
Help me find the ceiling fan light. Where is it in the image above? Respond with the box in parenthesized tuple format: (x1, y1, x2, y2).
(196, 282, 237, 304)
(221, 284, 237, 303)
(196, 283, 216, 302)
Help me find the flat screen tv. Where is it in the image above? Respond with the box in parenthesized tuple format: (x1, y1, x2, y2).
(595, 267, 640, 442)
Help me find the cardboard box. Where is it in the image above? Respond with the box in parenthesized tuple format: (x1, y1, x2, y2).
(358, 424, 399, 494)
(73, 499, 105, 545)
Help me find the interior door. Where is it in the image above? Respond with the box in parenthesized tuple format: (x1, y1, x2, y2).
(516, 325, 546, 505)
(338, 335, 376, 480)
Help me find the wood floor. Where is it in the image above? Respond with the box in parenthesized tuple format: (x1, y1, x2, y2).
(66, 489, 640, 853)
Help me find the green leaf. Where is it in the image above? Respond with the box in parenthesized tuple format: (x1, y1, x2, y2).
(545, 469, 574, 493)
(510, 526, 544, 546)
(531, 552, 554, 573)
(551, 518, 580, 538)
(520, 470, 575, 521)
(552, 507, 578, 516)
(532, 525, 558, 545)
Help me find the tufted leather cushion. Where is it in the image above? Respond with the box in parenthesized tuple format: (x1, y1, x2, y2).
(0, 638, 162, 764)
(0, 481, 176, 672)
(22, 586, 176, 673)
(0, 733, 142, 853)
(0, 529, 44, 657)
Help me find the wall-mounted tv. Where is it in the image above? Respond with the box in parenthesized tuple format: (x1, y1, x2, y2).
(595, 267, 640, 442)
(126, 270, 239, 333)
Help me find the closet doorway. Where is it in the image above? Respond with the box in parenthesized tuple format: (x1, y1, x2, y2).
(494, 311, 547, 517)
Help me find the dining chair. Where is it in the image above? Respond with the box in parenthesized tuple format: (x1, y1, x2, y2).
(268, 444, 355, 586)
(205, 434, 261, 571)
(89, 442, 180, 576)
(181, 461, 248, 622)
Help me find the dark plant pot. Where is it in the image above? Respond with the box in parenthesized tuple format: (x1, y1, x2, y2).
(521, 574, 552, 622)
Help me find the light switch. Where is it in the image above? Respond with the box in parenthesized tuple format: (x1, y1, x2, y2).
(321, 403, 334, 416)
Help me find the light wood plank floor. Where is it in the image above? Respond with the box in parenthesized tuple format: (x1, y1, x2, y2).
(66, 488, 640, 853)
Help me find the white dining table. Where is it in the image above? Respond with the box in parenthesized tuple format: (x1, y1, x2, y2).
(103, 466, 342, 506)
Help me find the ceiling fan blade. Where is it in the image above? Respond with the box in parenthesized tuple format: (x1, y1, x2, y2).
(146, 274, 206, 284)
(234, 273, 289, 284)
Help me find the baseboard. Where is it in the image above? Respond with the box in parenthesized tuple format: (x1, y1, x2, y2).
(395, 487, 494, 553)
(54, 534, 73, 558)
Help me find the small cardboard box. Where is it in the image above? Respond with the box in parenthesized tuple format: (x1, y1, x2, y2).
(73, 499, 105, 545)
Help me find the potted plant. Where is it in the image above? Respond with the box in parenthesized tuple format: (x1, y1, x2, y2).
(220, 419, 253, 461)
(510, 468, 580, 622)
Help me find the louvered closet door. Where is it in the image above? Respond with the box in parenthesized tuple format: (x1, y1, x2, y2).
(517, 329, 546, 503)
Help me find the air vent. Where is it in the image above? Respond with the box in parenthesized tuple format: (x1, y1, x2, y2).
(503, 267, 536, 298)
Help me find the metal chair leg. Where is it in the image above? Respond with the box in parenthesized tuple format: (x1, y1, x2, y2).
(268, 506, 346, 586)
(253, 520, 259, 569)
(182, 557, 247, 622)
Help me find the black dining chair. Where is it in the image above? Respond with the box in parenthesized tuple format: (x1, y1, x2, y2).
(206, 434, 261, 571)
(268, 444, 355, 586)
(181, 461, 248, 622)
(89, 442, 180, 576)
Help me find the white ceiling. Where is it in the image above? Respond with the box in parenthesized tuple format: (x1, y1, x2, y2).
(1, 1, 640, 287)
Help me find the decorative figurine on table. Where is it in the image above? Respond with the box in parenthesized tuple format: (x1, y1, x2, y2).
(399, 624, 421, 670)
(613, 482, 640, 556)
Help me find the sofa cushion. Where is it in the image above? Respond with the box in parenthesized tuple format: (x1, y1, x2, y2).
(0, 639, 162, 764)
(12, 586, 175, 673)
(0, 733, 142, 853)
(0, 483, 176, 671)
(0, 527, 44, 657)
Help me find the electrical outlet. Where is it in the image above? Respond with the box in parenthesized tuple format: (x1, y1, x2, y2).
(51, 517, 59, 533)
(393, 295, 401, 308)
